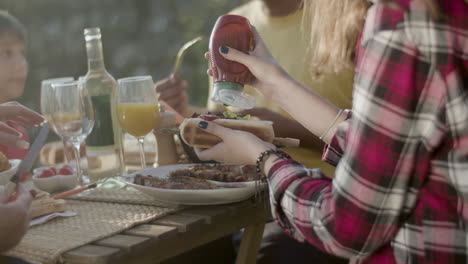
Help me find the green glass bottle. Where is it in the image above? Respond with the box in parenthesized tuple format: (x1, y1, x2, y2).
(83, 27, 124, 181)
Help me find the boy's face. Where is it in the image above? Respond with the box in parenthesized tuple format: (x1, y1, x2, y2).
(0, 36, 27, 102)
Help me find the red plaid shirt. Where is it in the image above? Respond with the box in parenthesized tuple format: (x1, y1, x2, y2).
(268, 0, 468, 263)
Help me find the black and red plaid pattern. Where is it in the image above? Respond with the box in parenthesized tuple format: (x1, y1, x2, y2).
(267, 0, 468, 263)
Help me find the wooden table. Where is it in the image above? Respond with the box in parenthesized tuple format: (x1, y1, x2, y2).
(62, 200, 269, 264)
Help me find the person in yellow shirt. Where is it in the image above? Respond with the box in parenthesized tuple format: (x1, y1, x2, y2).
(156, 0, 354, 177)
(156, 1, 352, 264)
(223, 0, 353, 177)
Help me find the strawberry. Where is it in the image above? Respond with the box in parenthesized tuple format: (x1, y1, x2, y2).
(58, 165, 74, 175)
(38, 169, 54, 178)
(49, 167, 58, 175)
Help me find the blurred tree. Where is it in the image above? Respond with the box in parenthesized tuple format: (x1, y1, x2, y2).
(0, 0, 246, 113)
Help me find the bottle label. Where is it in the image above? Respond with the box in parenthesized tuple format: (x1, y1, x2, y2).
(86, 95, 115, 148)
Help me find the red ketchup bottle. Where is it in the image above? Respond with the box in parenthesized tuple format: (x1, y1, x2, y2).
(209, 15, 256, 109)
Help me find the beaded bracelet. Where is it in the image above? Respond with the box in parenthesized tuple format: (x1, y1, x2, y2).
(255, 149, 291, 179)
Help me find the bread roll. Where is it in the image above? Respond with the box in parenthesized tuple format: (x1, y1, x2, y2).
(31, 191, 66, 219)
(179, 118, 275, 148)
(0, 151, 10, 172)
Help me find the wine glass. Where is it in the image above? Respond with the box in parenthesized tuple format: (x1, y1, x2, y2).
(40, 77, 74, 163)
(50, 81, 94, 185)
(116, 76, 160, 169)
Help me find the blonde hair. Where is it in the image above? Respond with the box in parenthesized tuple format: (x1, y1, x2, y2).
(304, 0, 441, 78)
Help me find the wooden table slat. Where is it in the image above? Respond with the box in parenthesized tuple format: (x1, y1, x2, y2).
(115, 203, 267, 263)
(63, 245, 121, 264)
(180, 205, 231, 224)
(124, 224, 178, 239)
(62, 201, 270, 264)
(152, 213, 205, 232)
(94, 234, 150, 252)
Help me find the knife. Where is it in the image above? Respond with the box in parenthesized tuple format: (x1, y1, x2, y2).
(5, 122, 50, 199)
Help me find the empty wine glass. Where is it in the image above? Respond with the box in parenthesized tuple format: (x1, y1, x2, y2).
(116, 76, 160, 169)
(50, 81, 94, 185)
(41, 77, 74, 163)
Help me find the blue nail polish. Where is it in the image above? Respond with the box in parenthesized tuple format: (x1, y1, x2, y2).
(220, 46, 229, 54)
(198, 121, 208, 129)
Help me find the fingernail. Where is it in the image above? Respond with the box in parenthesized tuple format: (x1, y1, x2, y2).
(198, 121, 208, 129)
(16, 139, 29, 149)
(220, 46, 229, 54)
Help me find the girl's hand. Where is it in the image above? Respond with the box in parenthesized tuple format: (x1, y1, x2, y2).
(194, 120, 275, 165)
(0, 121, 29, 149)
(0, 101, 44, 148)
(205, 27, 292, 100)
(154, 75, 189, 115)
(0, 184, 32, 206)
(0, 101, 44, 126)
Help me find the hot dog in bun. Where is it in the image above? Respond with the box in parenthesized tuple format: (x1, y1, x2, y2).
(179, 112, 275, 148)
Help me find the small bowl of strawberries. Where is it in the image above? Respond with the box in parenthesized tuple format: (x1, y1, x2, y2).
(32, 164, 78, 193)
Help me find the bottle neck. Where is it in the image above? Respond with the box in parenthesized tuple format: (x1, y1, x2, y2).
(86, 38, 106, 72)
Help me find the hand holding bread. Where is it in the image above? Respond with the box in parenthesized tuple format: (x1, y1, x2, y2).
(179, 117, 275, 149)
(193, 119, 275, 165)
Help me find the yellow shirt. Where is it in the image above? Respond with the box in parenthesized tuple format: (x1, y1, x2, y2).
(207, 1, 354, 176)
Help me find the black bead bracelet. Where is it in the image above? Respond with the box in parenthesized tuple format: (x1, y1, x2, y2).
(255, 149, 291, 179)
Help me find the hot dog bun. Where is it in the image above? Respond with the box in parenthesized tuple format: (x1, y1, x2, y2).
(179, 118, 275, 148)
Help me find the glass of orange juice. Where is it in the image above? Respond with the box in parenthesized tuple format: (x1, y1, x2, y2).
(116, 76, 160, 169)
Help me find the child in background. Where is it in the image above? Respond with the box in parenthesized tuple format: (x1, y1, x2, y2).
(0, 10, 30, 160)
(0, 12, 44, 262)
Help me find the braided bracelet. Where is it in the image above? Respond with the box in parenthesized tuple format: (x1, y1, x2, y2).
(256, 149, 291, 179)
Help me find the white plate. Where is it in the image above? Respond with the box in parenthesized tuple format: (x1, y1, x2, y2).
(125, 164, 262, 205)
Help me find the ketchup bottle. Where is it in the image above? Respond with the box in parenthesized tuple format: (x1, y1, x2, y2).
(209, 15, 256, 109)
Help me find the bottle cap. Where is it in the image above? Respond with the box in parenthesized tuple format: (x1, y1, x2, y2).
(84, 28, 101, 41)
(84, 27, 101, 35)
(212, 82, 256, 109)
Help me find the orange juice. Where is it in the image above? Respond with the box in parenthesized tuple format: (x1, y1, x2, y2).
(117, 103, 160, 137)
(51, 112, 81, 124)
(51, 113, 81, 123)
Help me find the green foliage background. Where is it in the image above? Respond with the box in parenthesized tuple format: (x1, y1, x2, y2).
(0, 0, 246, 112)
